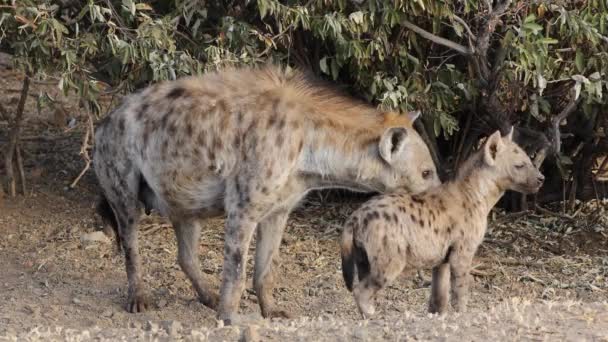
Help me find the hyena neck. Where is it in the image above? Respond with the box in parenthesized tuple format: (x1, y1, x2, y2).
(298, 130, 385, 192)
(454, 167, 504, 215)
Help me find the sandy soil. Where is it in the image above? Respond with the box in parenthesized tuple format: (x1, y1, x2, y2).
(1, 67, 607, 341)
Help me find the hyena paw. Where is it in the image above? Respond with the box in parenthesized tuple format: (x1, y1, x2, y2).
(126, 293, 152, 313)
(199, 291, 219, 310)
(357, 302, 376, 319)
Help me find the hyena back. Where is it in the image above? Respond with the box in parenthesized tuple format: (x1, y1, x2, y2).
(341, 128, 544, 318)
(93, 65, 440, 323)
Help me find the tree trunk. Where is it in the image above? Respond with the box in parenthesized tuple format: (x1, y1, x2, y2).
(3, 72, 30, 197)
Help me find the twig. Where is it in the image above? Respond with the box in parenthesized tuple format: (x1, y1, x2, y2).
(15, 143, 25, 195)
(69, 113, 94, 188)
(502, 225, 562, 254)
(534, 205, 576, 222)
(470, 268, 495, 277)
(400, 19, 472, 55)
(475, 257, 543, 268)
(490, 211, 528, 224)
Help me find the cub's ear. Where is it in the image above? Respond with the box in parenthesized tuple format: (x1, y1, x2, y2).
(379, 127, 408, 164)
(483, 130, 504, 166)
(407, 110, 421, 123)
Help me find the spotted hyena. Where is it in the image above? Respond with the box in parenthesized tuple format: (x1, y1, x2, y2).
(93, 65, 440, 323)
(341, 128, 544, 318)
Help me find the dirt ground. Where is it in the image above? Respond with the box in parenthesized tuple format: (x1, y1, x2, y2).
(1, 67, 608, 341)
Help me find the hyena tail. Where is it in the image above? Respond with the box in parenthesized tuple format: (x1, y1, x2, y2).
(96, 195, 121, 250)
(341, 221, 370, 292)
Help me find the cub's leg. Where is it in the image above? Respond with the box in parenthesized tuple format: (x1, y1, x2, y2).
(173, 217, 219, 309)
(449, 247, 474, 312)
(428, 263, 450, 314)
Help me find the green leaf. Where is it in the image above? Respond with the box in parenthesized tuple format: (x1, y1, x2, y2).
(319, 57, 329, 75)
(523, 22, 543, 35)
(575, 50, 584, 72)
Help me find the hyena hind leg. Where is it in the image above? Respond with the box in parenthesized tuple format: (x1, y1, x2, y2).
(106, 193, 150, 313)
(173, 217, 219, 309)
(353, 276, 385, 319)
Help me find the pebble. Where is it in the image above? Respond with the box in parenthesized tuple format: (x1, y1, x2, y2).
(240, 324, 260, 342)
(80, 231, 111, 245)
(160, 320, 181, 336)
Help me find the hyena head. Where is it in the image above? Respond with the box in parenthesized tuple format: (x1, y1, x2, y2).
(375, 111, 440, 193)
(482, 128, 544, 194)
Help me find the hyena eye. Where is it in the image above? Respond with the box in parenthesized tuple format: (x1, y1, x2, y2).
(515, 164, 525, 169)
(422, 170, 433, 179)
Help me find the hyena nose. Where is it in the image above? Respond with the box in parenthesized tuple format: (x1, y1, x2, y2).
(537, 174, 545, 185)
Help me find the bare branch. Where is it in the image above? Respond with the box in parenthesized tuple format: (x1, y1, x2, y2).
(401, 19, 472, 55)
(452, 14, 476, 41)
(70, 113, 95, 188)
(550, 90, 581, 155)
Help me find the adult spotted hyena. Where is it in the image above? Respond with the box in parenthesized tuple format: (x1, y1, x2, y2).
(341, 128, 544, 318)
(93, 65, 440, 323)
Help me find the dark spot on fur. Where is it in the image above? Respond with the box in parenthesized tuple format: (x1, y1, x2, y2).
(410, 214, 417, 224)
(434, 228, 439, 234)
(447, 226, 452, 234)
(398, 206, 406, 213)
(167, 87, 186, 99)
(168, 122, 178, 135)
(118, 118, 125, 132)
(382, 212, 391, 222)
(382, 235, 388, 247)
(277, 118, 286, 130)
(267, 113, 278, 128)
(232, 248, 242, 266)
(397, 245, 402, 255)
(276, 133, 284, 146)
(411, 196, 424, 205)
(233, 134, 241, 149)
(185, 121, 194, 137)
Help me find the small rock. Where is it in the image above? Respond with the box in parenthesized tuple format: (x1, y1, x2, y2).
(80, 231, 111, 245)
(24, 304, 40, 316)
(144, 321, 159, 332)
(240, 324, 260, 342)
(160, 320, 182, 336)
(72, 297, 81, 305)
(158, 298, 168, 308)
(101, 309, 114, 318)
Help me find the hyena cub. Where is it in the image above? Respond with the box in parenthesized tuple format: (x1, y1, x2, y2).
(341, 128, 544, 318)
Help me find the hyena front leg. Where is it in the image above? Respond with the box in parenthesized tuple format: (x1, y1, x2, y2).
(253, 204, 300, 319)
(217, 179, 277, 325)
(429, 263, 450, 314)
(173, 217, 219, 309)
(449, 248, 474, 313)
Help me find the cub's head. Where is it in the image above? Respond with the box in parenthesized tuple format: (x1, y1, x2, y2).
(481, 128, 544, 194)
(375, 111, 440, 194)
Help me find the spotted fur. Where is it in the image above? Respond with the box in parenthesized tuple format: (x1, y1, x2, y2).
(341, 128, 544, 318)
(93, 64, 440, 323)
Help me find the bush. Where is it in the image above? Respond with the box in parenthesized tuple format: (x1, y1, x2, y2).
(1, 0, 607, 204)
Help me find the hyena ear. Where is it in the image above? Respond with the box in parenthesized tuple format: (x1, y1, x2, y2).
(505, 126, 514, 141)
(379, 127, 408, 164)
(407, 110, 421, 123)
(483, 130, 504, 166)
